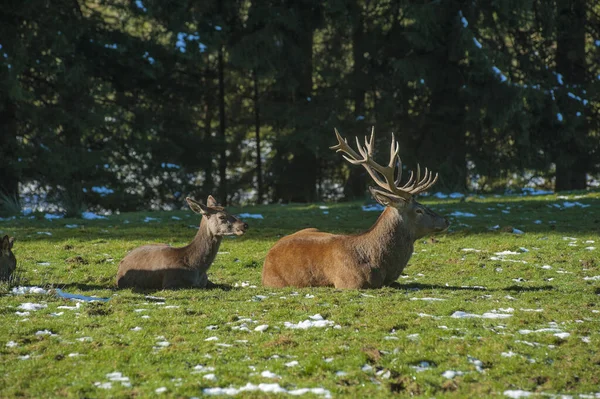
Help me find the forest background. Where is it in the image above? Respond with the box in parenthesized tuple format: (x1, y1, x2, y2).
(1, 0, 599, 215)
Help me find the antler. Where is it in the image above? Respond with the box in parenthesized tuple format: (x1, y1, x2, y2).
(330, 127, 438, 199)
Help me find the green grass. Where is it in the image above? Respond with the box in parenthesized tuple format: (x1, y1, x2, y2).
(1, 192, 599, 398)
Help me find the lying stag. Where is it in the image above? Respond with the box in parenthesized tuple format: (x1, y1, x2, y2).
(117, 196, 248, 289)
(262, 128, 449, 289)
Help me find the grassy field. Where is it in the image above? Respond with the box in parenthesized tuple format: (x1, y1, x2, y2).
(1, 192, 599, 398)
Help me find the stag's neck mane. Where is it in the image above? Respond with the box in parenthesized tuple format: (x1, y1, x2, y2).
(352, 207, 414, 272)
(182, 217, 222, 270)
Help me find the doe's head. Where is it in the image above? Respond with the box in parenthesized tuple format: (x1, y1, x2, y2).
(186, 196, 248, 236)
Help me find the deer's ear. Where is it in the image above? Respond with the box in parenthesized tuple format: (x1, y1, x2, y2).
(206, 195, 218, 208)
(186, 197, 210, 215)
(368, 187, 409, 209)
(8, 237, 15, 249)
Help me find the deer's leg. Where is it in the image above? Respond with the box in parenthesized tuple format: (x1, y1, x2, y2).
(333, 267, 384, 289)
(162, 269, 203, 289)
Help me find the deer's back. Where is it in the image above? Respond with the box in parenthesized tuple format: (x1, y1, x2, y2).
(262, 230, 373, 288)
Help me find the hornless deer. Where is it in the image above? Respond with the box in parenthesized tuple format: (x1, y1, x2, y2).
(116, 196, 248, 289)
(0, 235, 16, 281)
(262, 128, 449, 289)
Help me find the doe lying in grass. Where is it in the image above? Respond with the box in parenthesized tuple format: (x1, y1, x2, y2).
(262, 128, 449, 289)
(0, 235, 16, 281)
(116, 196, 248, 289)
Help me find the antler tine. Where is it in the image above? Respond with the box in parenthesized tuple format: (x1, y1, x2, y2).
(331, 127, 440, 200)
(400, 170, 415, 189)
(330, 128, 363, 162)
(365, 126, 375, 157)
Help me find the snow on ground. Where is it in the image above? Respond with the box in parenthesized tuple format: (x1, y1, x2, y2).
(12, 286, 48, 295)
(449, 211, 476, 217)
(238, 213, 264, 219)
(284, 314, 340, 329)
(362, 204, 384, 212)
(451, 311, 512, 319)
(203, 383, 331, 397)
(82, 211, 107, 220)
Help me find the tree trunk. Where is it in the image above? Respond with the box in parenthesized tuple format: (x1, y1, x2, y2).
(203, 86, 215, 197)
(252, 69, 263, 203)
(554, 0, 587, 191)
(217, 45, 228, 204)
(344, 0, 368, 200)
(0, 101, 20, 204)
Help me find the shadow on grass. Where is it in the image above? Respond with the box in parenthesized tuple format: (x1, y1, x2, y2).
(390, 282, 555, 292)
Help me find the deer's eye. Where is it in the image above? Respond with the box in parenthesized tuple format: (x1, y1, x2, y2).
(415, 209, 424, 215)
(219, 215, 227, 221)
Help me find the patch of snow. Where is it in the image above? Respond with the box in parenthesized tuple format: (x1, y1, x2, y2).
(451, 311, 512, 319)
(155, 387, 167, 394)
(82, 212, 106, 220)
(494, 251, 520, 256)
(473, 38, 483, 48)
(205, 336, 219, 341)
(556, 113, 563, 122)
(44, 213, 63, 220)
(442, 370, 464, 379)
(449, 211, 476, 217)
(284, 314, 336, 329)
(432, 192, 448, 199)
(91, 186, 114, 196)
(285, 361, 299, 367)
(461, 248, 481, 252)
(65, 224, 79, 228)
(459, 10, 468, 27)
(261, 370, 280, 379)
(410, 297, 445, 301)
(203, 383, 331, 397)
(254, 325, 269, 332)
(161, 163, 180, 169)
(492, 66, 507, 82)
(412, 361, 433, 372)
(238, 213, 263, 219)
(135, 0, 147, 12)
(37, 231, 52, 236)
(583, 276, 600, 281)
(6, 341, 18, 348)
(563, 201, 590, 208)
(11, 286, 48, 295)
(362, 204, 384, 212)
(204, 374, 217, 381)
(18, 303, 47, 311)
(504, 390, 532, 398)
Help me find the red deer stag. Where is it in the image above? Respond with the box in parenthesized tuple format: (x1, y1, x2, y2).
(262, 128, 449, 289)
(117, 196, 248, 289)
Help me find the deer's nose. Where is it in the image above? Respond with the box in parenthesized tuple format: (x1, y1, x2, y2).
(243, 223, 249, 230)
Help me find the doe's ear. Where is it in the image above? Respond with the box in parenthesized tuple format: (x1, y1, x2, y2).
(368, 187, 409, 209)
(8, 236, 15, 249)
(206, 195, 218, 208)
(186, 197, 210, 215)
